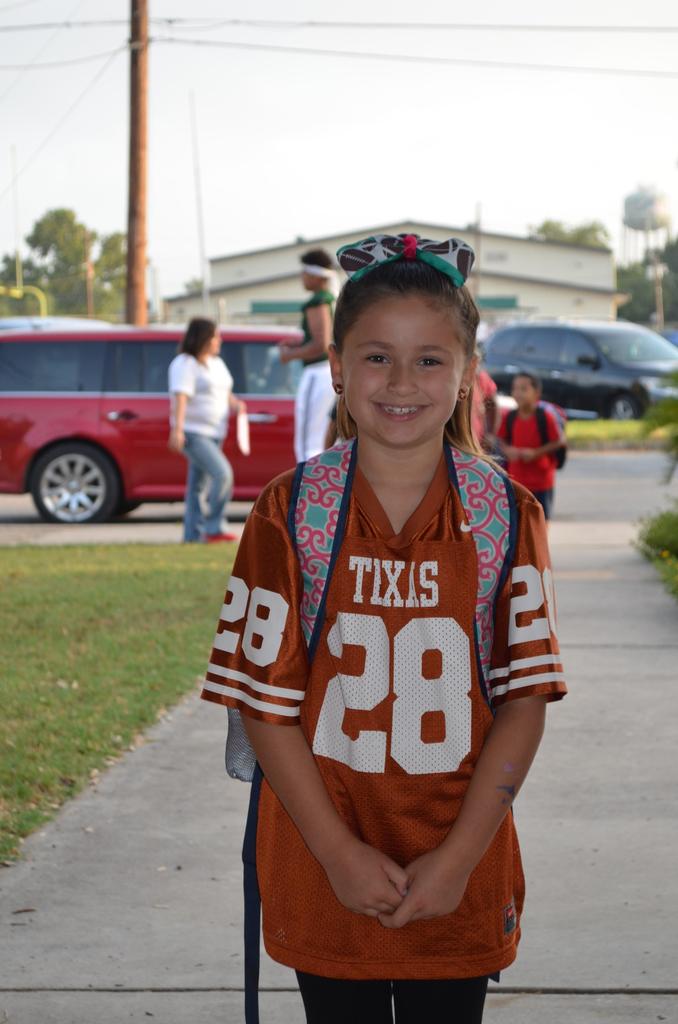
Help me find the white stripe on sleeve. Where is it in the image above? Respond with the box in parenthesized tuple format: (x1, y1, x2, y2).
(489, 654, 562, 681)
(202, 679, 301, 717)
(491, 671, 566, 698)
(207, 663, 305, 701)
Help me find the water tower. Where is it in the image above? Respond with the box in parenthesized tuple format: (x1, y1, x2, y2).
(622, 186, 671, 328)
(622, 185, 670, 261)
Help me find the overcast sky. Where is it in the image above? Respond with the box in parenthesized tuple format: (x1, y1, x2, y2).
(1, 0, 677, 298)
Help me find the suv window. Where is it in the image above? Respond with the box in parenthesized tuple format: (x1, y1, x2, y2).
(487, 327, 523, 359)
(512, 328, 563, 365)
(559, 331, 599, 367)
(0, 340, 105, 391)
(585, 325, 678, 363)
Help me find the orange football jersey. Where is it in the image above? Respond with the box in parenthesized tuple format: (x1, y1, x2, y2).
(201, 454, 566, 979)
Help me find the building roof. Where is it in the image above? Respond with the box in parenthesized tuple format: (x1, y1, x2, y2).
(210, 218, 612, 265)
(165, 265, 616, 303)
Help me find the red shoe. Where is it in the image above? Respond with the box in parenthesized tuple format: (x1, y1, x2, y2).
(204, 532, 238, 543)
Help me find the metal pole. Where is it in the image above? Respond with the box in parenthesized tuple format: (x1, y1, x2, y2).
(189, 90, 209, 314)
(11, 145, 23, 292)
(654, 248, 665, 331)
(85, 231, 94, 316)
(471, 201, 482, 301)
(125, 0, 148, 324)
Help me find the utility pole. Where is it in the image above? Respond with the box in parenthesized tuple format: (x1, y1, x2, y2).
(189, 91, 210, 315)
(84, 231, 94, 317)
(653, 251, 665, 332)
(126, 0, 148, 324)
(11, 145, 23, 293)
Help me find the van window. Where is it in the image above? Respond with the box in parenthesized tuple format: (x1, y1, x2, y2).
(0, 340, 105, 391)
(219, 343, 245, 393)
(559, 332, 598, 367)
(241, 342, 301, 395)
(142, 341, 179, 393)
(585, 325, 678, 364)
(487, 327, 523, 359)
(512, 328, 563, 366)
(105, 342, 142, 391)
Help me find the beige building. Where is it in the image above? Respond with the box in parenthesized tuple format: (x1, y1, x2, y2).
(163, 219, 617, 325)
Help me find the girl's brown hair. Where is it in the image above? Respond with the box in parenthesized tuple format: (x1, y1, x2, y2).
(180, 317, 217, 358)
(332, 260, 482, 456)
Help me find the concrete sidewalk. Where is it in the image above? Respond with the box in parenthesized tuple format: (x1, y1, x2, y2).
(1, 453, 678, 1023)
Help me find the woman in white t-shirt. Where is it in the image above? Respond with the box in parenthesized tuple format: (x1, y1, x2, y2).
(168, 318, 246, 543)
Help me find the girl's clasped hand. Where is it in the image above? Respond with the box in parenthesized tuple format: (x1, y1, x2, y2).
(324, 837, 469, 927)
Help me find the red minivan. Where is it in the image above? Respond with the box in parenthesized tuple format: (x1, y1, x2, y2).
(0, 325, 303, 523)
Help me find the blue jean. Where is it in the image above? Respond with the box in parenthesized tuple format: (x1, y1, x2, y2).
(532, 488, 554, 521)
(182, 432, 234, 542)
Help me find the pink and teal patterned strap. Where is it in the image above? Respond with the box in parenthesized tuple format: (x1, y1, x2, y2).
(291, 440, 356, 654)
(336, 233, 475, 287)
(448, 447, 514, 701)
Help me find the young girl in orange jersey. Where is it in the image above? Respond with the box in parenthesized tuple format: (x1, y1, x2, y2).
(201, 234, 566, 1024)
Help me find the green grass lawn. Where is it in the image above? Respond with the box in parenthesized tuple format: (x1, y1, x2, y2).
(494, 416, 667, 448)
(567, 419, 667, 448)
(0, 544, 235, 861)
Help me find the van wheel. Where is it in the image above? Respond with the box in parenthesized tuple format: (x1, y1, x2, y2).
(30, 443, 120, 524)
(606, 392, 641, 420)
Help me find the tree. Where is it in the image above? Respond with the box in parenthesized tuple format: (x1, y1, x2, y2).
(616, 243, 678, 327)
(529, 219, 611, 249)
(0, 208, 126, 319)
(95, 232, 127, 318)
(183, 277, 203, 294)
(661, 237, 678, 277)
(616, 263, 655, 324)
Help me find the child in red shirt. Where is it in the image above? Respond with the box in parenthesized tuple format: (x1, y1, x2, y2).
(497, 373, 564, 520)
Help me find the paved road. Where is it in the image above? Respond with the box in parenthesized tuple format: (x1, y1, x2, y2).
(0, 449, 676, 546)
(1, 451, 677, 1023)
(0, 496, 251, 546)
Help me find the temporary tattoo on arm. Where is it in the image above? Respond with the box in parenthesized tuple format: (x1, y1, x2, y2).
(496, 784, 516, 806)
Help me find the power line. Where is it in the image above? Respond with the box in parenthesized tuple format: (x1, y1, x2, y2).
(0, 19, 123, 31)
(0, 0, 44, 12)
(152, 35, 678, 81)
(2, 29, 677, 79)
(3, 17, 678, 33)
(0, 46, 124, 70)
(159, 17, 678, 34)
(0, 0, 85, 103)
(0, 47, 124, 205)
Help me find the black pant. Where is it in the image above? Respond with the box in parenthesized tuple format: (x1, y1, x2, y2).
(296, 971, 489, 1024)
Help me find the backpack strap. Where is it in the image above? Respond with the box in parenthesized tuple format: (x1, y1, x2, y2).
(288, 439, 357, 660)
(535, 404, 550, 448)
(505, 408, 518, 447)
(446, 447, 517, 706)
(242, 764, 263, 1024)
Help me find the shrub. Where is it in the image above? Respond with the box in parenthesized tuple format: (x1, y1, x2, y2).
(643, 370, 678, 480)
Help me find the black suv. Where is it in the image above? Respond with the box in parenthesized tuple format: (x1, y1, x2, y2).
(484, 320, 678, 419)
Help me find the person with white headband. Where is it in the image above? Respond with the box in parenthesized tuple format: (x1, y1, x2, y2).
(279, 248, 337, 462)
